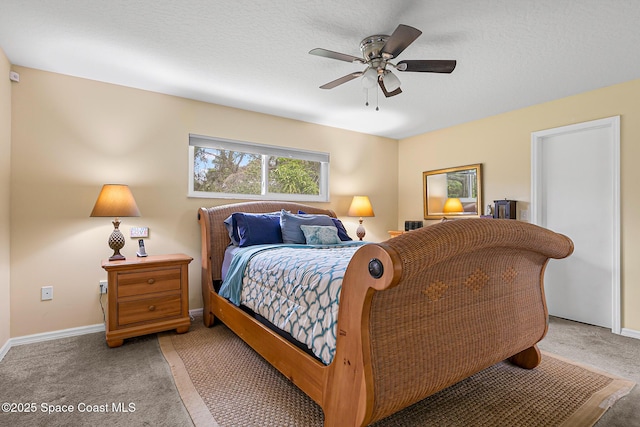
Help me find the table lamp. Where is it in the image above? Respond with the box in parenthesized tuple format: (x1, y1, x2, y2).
(90, 184, 141, 261)
(348, 196, 375, 241)
(443, 197, 464, 214)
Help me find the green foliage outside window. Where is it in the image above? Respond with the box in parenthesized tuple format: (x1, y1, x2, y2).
(193, 148, 320, 196)
(268, 157, 320, 195)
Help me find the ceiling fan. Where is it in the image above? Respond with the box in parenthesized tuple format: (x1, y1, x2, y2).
(309, 24, 456, 98)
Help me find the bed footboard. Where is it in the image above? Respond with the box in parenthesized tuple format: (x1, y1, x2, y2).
(327, 218, 573, 425)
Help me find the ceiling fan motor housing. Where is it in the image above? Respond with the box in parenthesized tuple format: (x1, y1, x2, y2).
(360, 35, 389, 62)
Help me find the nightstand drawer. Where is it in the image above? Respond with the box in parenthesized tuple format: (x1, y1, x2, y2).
(118, 294, 182, 326)
(117, 267, 182, 297)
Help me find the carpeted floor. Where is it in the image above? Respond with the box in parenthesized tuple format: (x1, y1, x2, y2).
(0, 316, 638, 426)
(159, 318, 635, 427)
(538, 317, 640, 427)
(0, 332, 192, 426)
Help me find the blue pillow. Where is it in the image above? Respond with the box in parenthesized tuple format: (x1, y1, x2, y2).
(300, 225, 341, 245)
(232, 212, 283, 247)
(280, 210, 335, 244)
(297, 210, 352, 241)
(224, 211, 284, 246)
(331, 218, 352, 241)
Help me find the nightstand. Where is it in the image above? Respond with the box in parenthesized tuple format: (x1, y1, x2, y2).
(101, 253, 193, 348)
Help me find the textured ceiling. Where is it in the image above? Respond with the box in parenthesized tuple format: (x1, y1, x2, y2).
(1, 1, 640, 139)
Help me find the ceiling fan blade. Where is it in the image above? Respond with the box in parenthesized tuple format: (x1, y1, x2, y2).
(396, 60, 457, 73)
(378, 78, 402, 97)
(309, 48, 364, 63)
(320, 72, 363, 89)
(381, 24, 422, 59)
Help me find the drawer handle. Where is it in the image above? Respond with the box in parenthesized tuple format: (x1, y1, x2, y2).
(148, 305, 156, 312)
(147, 278, 156, 285)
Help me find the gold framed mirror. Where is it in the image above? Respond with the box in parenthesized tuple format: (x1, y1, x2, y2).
(423, 163, 483, 219)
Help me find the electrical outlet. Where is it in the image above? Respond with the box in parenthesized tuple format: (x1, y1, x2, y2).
(520, 209, 529, 221)
(99, 280, 108, 294)
(41, 286, 53, 301)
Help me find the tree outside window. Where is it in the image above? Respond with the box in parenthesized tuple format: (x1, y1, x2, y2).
(189, 135, 329, 201)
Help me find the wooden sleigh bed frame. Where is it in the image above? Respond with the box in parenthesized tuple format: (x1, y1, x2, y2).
(198, 201, 573, 426)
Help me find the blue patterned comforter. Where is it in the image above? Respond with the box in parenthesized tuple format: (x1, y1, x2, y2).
(219, 242, 366, 365)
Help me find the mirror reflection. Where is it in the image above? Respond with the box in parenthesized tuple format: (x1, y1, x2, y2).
(423, 164, 483, 219)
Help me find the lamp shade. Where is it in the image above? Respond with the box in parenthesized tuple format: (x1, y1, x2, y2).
(382, 70, 401, 92)
(348, 196, 375, 217)
(443, 197, 464, 214)
(362, 67, 378, 89)
(90, 184, 141, 218)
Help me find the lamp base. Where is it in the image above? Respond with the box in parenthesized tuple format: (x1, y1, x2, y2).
(109, 253, 126, 262)
(108, 220, 126, 261)
(356, 219, 366, 241)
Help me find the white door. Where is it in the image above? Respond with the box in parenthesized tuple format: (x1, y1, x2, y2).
(531, 116, 620, 331)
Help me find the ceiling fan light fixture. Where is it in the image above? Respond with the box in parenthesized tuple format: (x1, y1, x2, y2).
(382, 70, 401, 92)
(362, 67, 378, 89)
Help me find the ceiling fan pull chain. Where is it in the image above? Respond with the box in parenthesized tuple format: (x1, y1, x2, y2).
(376, 88, 379, 111)
(365, 89, 369, 106)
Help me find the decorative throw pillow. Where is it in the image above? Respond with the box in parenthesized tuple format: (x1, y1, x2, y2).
(297, 210, 353, 241)
(300, 225, 341, 245)
(280, 210, 335, 244)
(232, 212, 283, 247)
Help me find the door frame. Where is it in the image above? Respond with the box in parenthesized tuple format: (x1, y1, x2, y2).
(531, 116, 620, 333)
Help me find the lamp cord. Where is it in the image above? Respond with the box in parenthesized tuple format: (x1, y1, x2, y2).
(99, 291, 106, 324)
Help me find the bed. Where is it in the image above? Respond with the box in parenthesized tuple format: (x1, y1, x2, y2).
(198, 201, 574, 426)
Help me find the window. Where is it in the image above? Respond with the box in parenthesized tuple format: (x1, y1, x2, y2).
(188, 134, 329, 201)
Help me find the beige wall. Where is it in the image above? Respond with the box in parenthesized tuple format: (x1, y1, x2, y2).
(0, 49, 11, 348)
(8, 63, 640, 337)
(9, 66, 397, 337)
(398, 78, 640, 331)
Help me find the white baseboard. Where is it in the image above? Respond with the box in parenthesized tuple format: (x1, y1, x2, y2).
(0, 338, 11, 362)
(0, 307, 206, 362)
(621, 327, 640, 340)
(0, 323, 105, 363)
(11, 323, 106, 347)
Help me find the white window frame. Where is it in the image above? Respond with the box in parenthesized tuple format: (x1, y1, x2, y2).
(188, 134, 330, 202)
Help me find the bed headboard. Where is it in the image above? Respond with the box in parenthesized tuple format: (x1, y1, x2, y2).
(198, 201, 337, 283)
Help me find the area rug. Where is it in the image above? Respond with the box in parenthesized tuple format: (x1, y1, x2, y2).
(158, 319, 634, 427)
